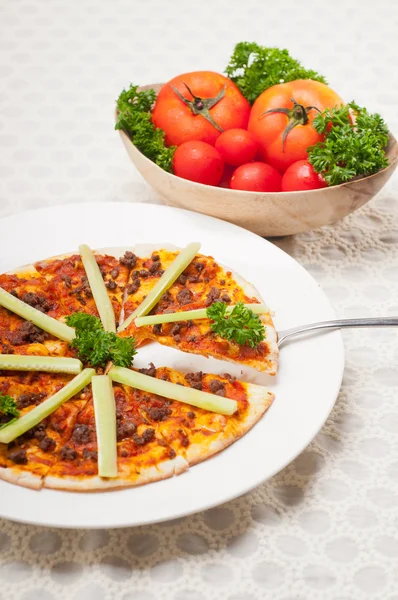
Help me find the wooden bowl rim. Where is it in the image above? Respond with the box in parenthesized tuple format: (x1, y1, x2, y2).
(115, 84, 398, 197)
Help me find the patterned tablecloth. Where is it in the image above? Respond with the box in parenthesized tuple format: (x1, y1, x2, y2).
(1, 0, 398, 598)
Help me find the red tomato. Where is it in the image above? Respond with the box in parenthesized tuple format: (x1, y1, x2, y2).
(215, 129, 258, 166)
(173, 140, 224, 186)
(152, 71, 251, 147)
(230, 162, 282, 192)
(281, 160, 327, 191)
(248, 80, 345, 172)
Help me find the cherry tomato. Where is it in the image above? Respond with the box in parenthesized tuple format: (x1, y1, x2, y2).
(152, 71, 251, 147)
(215, 128, 258, 166)
(230, 162, 282, 192)
(173, 140, 224, 186)
(248, 79, 345, 172)
(281, 159, 327, 191)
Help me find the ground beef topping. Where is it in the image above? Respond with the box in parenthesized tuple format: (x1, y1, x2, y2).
(223, 373, 237, 383)
(0, 342, 14, 354)
(9, 321, 48, 345)
(169, 448, 176, 459)
(147, 406, 172, 422)
(21, 292, 54, 313)
(149, 261, 163, 275)
(185, 371, 203, 390)
(83, 448, 98, 461)
(39, 436, 56, 452)
(133, 428, 155, 446)
(29, 423, 46, 441)
(61, 274, 72, 288)
(205, 286, 220, 306)
(127, 279, 140, 295)
(152, 324, 162, 335)
(177, 273, 187, 285)
(139, 362, 156, 377)
(178, 429, 190, 447)
(8, 449, 27, 464)
(209, 379, 226, 396)
(117, 420, 137, 441)
(221, 293, 231, 303)
(60, 446, 78, 461)
(105, 280, 117, 290)
(119, 251, 137, 269)
(72, 424, 91, 444)
(187, 411, 195, 419)
(176, 288, 193, 306)
(110, 268, 119, 279)
(17, 391, 45, 409)
(195, 262, 204, 272)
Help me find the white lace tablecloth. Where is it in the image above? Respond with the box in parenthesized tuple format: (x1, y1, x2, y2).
(1, 0, 398, 598)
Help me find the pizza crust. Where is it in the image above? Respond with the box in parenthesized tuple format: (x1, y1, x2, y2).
(0, 466, 43, 490)
(43, 454, 188, 491)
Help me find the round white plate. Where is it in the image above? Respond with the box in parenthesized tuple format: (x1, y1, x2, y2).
(0, 202, 344, 528)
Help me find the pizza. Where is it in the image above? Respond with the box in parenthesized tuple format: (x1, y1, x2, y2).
(0, 244, 277, 491)
(121, 244, 279, 374)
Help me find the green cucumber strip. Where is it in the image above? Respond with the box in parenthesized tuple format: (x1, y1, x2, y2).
(0, 368, 95, 444)
(92, 375, 118, 478)
(0, 287, 75, 343)
(134, 303, 268, 327)
(0, 355, 82, 373)
(109, 366, 238, 416)
(79, 244, 116, 333)
(118, 242, 201, 332)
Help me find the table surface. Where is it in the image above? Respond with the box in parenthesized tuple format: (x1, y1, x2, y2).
(1, 0, 398, 598)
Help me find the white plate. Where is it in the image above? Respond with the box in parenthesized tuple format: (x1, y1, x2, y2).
(0, 202, 344, 528)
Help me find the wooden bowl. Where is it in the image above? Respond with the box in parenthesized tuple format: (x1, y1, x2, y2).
(117, 83, 398, 237)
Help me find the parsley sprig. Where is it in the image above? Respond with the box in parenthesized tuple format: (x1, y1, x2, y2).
(225, 42, 326, 104)
(66, 313, 136, 368)
(115, 85, 175, 172)
(207, 301, 265, 348)
(308, 102, 390, 186)
(0, 394, 19, 430)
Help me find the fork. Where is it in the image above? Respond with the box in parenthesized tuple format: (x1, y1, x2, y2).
(277, 317, 398, 347)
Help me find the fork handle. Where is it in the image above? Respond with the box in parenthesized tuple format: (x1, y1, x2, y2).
(277, 317, 398, 347)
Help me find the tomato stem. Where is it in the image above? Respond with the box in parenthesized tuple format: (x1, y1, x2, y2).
(260, 98, 321, 152)
(170, 82, 226, 132)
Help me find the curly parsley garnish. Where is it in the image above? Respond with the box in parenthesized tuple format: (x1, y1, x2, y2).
(66, 313, 136, 368)
(207, 301, 265, 348)
(225, 42, 326, 104)
(308, 102, 390, 186)
(115, 85, 176, 172)
(0, 394, 19, 429)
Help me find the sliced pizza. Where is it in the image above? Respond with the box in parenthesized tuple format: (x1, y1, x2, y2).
(34, 247, 133, 327)
(43, 365, 273, 491)
(0, 372, 91, 489)
(120, 245, 279, 374)
(0, 271, 69, 357)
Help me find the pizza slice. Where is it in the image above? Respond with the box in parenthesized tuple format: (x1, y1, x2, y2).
(120, 245, 279, 374)
(0, 372, 91, 489)
(34, 247, 133, 327)
(0, 271, 69, 357)
(43, 365, 273, 491)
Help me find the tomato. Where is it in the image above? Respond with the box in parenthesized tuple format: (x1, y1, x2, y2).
(152, 71, 251, 147)
(215, 129, 258, 166)
(248, 80, 344, 173)
(230, 162, 282, 192)
(173, 140, 224, 186)
(281, 159, 327, 191)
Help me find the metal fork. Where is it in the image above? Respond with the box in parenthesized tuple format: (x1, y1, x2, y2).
(277, 317, 398, 347)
